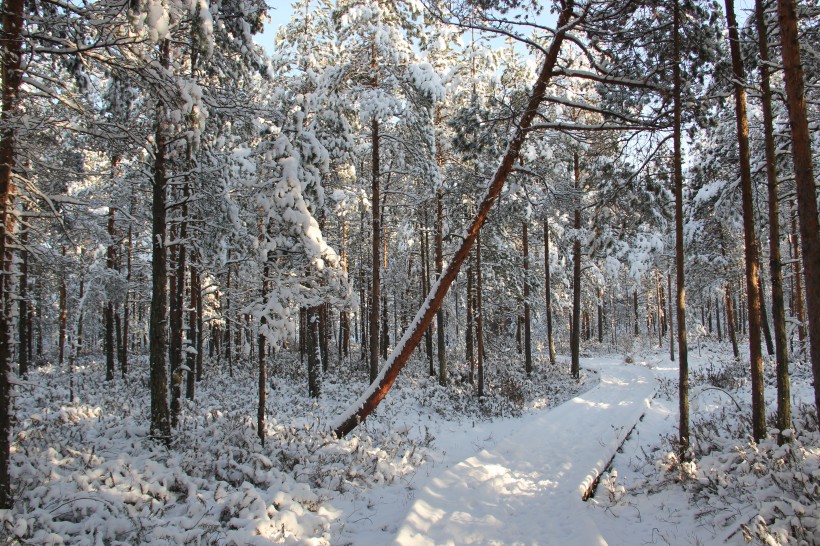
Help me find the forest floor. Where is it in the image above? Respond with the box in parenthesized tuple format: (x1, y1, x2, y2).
(1, 339, 817, 545)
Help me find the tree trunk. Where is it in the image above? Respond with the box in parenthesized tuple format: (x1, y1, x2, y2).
(421, 214, 434, 376)
(196, 268, 204, 382)
(308, 305, 321, 398)
(186, 265, 197, 400)
(331, 6, 573, 436)
(18, 219, 28, 378)
(777, 0, 820, 415)
(523, 221, 532, 374)
(597, 288, 603, 344)
(370, 117, 380, 383)
(789, 204, 806, 351)
(0, 0, 23, 506)
(436, 188, 446, 385)
(466, 260, 475, 383)
(726, 284, 740, 358)
(544, 220, 556, 365)
(571, 152, 582, 379)
(106, 208, 116, 381)
(149, 39, 172, 443)
(759, 272, 774, 356)
(668, 273, 674, 361)
(477, 230, 485, 397)
(633, 289, 639, 336)
(673, 0, 690, 454)
(715, 296, 722, 342)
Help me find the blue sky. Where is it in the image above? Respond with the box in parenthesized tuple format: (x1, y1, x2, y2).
(254, 3, 294, 54)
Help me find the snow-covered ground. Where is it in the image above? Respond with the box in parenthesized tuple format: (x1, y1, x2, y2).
(2, 342, 817, 545)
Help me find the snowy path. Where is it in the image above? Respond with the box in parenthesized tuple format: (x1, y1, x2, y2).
(337, 357, 657, 546)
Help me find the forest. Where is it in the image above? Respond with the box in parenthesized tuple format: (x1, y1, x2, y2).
(0, 0, 819, 543)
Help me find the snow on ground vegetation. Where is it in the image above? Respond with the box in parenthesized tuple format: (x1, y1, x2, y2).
(589, 341, 819, 546)
(0, 350, 590, 544)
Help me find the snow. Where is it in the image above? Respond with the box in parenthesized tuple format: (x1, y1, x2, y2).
(7, 342, 818, 545)
(335, 357, 655, 545)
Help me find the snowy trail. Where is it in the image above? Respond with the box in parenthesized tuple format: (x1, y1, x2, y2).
(359, 357, 657, 546)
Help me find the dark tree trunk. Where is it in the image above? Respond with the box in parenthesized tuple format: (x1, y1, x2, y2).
(106, 208, 116, 381)
(523, 221, 532, 375)
(571, 152, 581, 379)
(466, 261, 475, 383)
(149, 41, 172, 443)
(726, 284, 740, 358)
(308, 305, 321, 398)
(18, 221, 28, 378)
(477, 230, 485, 397)
(195, 268, 203, 382)
(725, 0, 766, 440)
(759, 272, 774, 356)
(715, 296, 722, 342)
(0, 0, 23, 506)
(633, 289, 639, 336)
(370, 117, 380, 383)
(186, 266, 197, 400)
(544, 220, 556, 365)
(777, 0, 820, 415)
(421, 215, 434, 376)
(668, 273, 674, 361)
(436, 188, 447, 386)
(597, 288, 603, 344)
(789, 204, 806, 350)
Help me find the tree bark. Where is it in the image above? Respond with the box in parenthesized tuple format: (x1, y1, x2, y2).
(777, 0, 820, 415)
(477, 230, 485, 397)
(370, 117, 380, 383)
(106, 207, 116, 381)
(673, 0, 690, 454)
(571, 152, 581, 379)
(726, 284, 740, 358)
(725, 0, 766, 441)
(332, 4, 574, 437)
(436, 188, 446, 385)
(149, 39, 172, 443)
(466, 260, 475, 383)
(523, 221, 532, 375)
(17, 218, 28, 378)
(544, 220, 556, 365)
(789, 204, 806, 351)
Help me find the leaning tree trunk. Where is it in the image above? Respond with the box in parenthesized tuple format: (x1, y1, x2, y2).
(725, 0, 766, 441)
(777, 0, 820, 416)
(332, 1, 575, 437)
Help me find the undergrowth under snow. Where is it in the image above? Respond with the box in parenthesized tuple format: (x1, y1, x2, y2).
(1, 350, 590, 545)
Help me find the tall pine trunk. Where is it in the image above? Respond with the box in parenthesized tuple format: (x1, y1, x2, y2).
(544, 220, 556, 365)
(0, 0, 23, 505)
(436, 188, 446, 385)
(673, 0, 690, 453)
(571, 152, 581, 379)
(725, 0, 766, 440)
(149, 40, 172, 443)
(777, 0, 820, 416)
(370, 117, 380, 383)
(523, 221, 532, 375)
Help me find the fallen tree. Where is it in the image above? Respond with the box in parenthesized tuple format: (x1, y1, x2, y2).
(332, 0, 577, 439)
